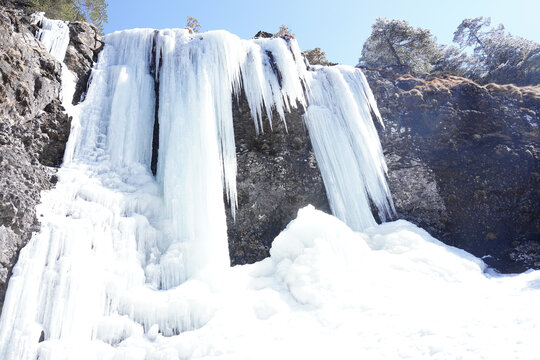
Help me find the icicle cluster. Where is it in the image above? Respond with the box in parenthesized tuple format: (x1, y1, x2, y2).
(304, 66, 395, 230)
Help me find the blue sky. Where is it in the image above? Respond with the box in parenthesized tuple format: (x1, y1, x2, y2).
(103, 0, 540, 66)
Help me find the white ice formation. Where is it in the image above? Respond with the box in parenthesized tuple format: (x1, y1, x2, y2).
(31, 12, 70, 62)
(0, 17, 538, 360)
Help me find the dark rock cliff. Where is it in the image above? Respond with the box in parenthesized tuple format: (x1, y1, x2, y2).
(227, 94, 330, 265)
(0, 6, 98, 311)
(226, 64, 539, 272)
(365, 68, 540, 272)
(64, 21, 103, 104)
(0, 6, 67, 310)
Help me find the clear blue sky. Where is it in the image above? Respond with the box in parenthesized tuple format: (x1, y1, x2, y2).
(103, 0, 540, 66)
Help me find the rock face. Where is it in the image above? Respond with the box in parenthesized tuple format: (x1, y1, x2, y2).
(64, 21, 103, 104)
(0, 6, 68, 310)
(227, 93, 330, 265)
(225, 67, 540, 272)
(364, 68, 540, 272)
(0, 6, 99, 312)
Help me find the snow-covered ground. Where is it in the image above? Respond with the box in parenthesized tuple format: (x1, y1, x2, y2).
(4, 194, 539, 359)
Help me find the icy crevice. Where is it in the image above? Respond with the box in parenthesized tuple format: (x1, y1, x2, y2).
(149, 31, 161, 176)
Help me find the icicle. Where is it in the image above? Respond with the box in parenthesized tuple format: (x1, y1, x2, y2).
(32, 13, 70, 62)
(304, 66, 395, 230)
(69, 30, 157, 165)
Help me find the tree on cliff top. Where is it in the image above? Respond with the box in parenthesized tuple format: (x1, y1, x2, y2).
(274, 25, 294, 39)
(26, 0, 108, 34)
(453, 17, 540, 85)
(73, 0, 108, 34)
(359, 16, 539, 85)
(302, 47, 335, 66)
(359, 18, 439, 74)
(186, 16, 201, 33)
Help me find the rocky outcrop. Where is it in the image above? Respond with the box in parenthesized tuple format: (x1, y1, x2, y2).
(0, 6, 98, 312)
(64, 21, 103, 104)
(219, 63, 540, 272)
(364, 69, 540, 272)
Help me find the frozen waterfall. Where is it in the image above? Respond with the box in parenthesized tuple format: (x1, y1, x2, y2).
(1, 17, 538, 360)
(0, 22, 393, 358)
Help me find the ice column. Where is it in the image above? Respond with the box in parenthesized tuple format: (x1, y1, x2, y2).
(303, 65, 395, 230)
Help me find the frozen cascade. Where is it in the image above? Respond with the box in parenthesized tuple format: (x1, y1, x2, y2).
(0, 22, 395, 358)
(31, 12, 70, 62)
(304, 66, 394, 230)
(30, 12, 79, 164)
(2, 18, 537, 360)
